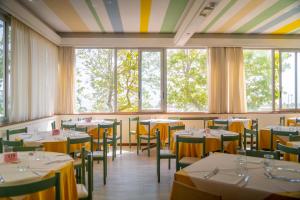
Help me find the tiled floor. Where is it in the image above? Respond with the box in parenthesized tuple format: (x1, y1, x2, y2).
(92, 147, 175, 200)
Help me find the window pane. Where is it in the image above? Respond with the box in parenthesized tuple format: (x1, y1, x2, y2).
(117, 49, 138, 112)
(75, 49, 115, 112)
(141, 51, 161, 110)
(167, 49, 208, 112)
(0, 20, 5, 117)
(244, 50, 272, 111)
(281, 52, 295, 109)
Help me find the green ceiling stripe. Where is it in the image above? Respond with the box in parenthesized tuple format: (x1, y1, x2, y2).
(160, 0, 188, 33)
(235, 0, 297, 33)
(85, 0, 105, 31)
(291, 27, 300, 34)
(202, 0, 237, 33)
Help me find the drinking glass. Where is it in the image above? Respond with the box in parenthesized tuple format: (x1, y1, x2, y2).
(263, 154, 274, 172)
(236, 148, 247, 177)
(34, 147, 45, 161)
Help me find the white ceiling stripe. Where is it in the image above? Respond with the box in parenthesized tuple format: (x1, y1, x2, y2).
(118, 0, 140, 32)
(70, 0, 100, 32)
(148, 0, 170, 33)
(92, 0, 113, 32)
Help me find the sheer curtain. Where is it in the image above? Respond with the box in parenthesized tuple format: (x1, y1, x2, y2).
(208, 47, 246, 113)
(9, 17, 58, 122)
(56, 47, 74, 114)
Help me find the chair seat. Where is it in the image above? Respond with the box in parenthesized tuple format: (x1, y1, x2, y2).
(160, 149, 176, 158)
(77, 184, 88, 199)
(139, 135, 156, 140)
(179, 157, 201, 165)
(129, 130, 137, 134)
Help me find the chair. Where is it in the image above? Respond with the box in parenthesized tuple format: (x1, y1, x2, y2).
(245, 150, 280, 160)
(93, 126, 108, 185)
(2, 140, 23, 147)
(51, 121, 56, 130)
(212, 119, 229, 130)
(221, 134, 241, 153)
(6, 127, 27, 140)
(76, 148, 93, 200)
(276, 141, 300, 162)
(289, 134, 300, 141)
(270, 129, 298, 150)
(61, 124, 76, 130)
(138, 121, 156, 157)
(105, 119, 123, 158)
(208, 125, 227, 130)
(251, 118, 258, 131)
(128, 117, 139, 149)
(0, 172, 60, 199)
(93, 123, 114, 159)
(170, 181, 221, 200)
(176, 135, 206, 171)
(243, 128, 258, 150)
(60, 119, 72, 129)
(75, 126, 88, 133)
(156, 129, 176, 183)
(279, 116, 285, 126)
(168, 125, 185, 169)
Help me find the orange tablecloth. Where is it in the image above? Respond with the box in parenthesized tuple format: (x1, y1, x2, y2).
(207, 120, 251, 135)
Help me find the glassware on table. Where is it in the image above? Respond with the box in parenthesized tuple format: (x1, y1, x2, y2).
(236, 148, 247, 177)
(34, 147, 45, 161)
(263, 154, 274, 172)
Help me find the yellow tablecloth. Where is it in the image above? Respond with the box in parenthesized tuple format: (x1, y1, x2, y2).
(207, 120, 251, 135)
(287, 118, 298, 126)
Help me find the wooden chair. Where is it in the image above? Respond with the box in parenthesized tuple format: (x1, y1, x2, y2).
(276, 141, 300, 162)
(6, 127, 27, 140)
(0, 172, 60, 199)
(212, 119, 229, 130)
(51, 121, 56, 130)
(279, 116, 285, 126)
(270, 129, 298, 150)
(75, 126, 88, 133)
(171, 181, 221, 200)
(105, 119, 123, 158)
(221, 134, 241, 153)
(156, 129, 176, 183)
(128, 117, 139, 149)
(289, 134, 300, 141)
(176, 135, 206, 171)
(245, 150, 280, 160)
(138, 121, 156, 157)
(208, 125, 227, 130)
(243, 128, 258, 150)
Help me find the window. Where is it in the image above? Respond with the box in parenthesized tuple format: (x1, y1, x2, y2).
(75, 49, 115, 112)
(244, 50, 272, 111)
(166, 49, 208, 112)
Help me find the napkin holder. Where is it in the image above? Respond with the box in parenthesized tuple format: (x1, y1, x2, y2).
(52, 129, 60, 135)
(4, 152, 18, 163)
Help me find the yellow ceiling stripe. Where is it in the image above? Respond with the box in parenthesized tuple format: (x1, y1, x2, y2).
(272, 18, 300, 34)
(140, 0, 152, 32)
(217, 0, 264, 33)
(43, 0, 89, 31)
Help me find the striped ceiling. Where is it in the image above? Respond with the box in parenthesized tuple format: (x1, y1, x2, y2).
(19, 0, 300, 34)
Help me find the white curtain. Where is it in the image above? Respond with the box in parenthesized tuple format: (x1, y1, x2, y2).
(9, 17, 58, 122)
(208, 47, 246, 113)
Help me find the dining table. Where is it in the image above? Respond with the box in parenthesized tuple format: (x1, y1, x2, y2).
(170, 129, 240, 158)
(0, 151, 77, 200)
(9, 130, 90, 153)
(287, 117, 300, 126)
(207, 118, 252, 135)
(171, 153, 300, 200)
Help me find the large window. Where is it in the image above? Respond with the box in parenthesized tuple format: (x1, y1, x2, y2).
(167, 49, 208, 112)
(244, 50, 272, 111)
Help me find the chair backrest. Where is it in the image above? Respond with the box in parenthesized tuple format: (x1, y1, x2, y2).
(129, 117, 139, 133)
(279, 116, 285, 126)
(208, 125, 227, 130)
(67, 135, 92, 154)
(2, 140, 23, 147)
(6, 128, 27, 140)
(75, 126, 88, 133)
(176, 135, 206, 158)
(106, 119, 122, 137)
(51, 121, 56, 130)
(270, 129, 298, 150)
(139, 121, 151, 136)
(245, 150, 280, 160)
(171, 181, 221, 200)
(221, 134, 241, 152)
(78, 148, 92, 199)
(168, 125, 185, 147)
(244, 128, 258, 150)
(61, 124, 76, 130)
(289, 134, 300, 141)
(277, 142, 300, 162)
(0, 172, 60, 199)
(251, 119, 258, 131)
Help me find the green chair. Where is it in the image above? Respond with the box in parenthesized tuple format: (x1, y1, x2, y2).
(51, 121, 56, 130)
(138, 121, 156, 157)
(243, 128, 258, 150)
(212, 119, 229, 130)
(76, 147, 93, 200)
(60, 119, 72, 129)
(2, 140, 24, 147)
(75, 126, 88, 133)
(270, 129, 298, 151)
(176, 135, 206, 171)
(61, 124, 76, 130)
(289, 134, 300, 141)
(208, 125, 227, 130)
(168, 125, 185, 169)
(276, 141, 300, 163)
(221, 134, 241, 153)
(245, 150, 280, 160)
(279, 116, 285, 126)
(251, 119, 258, 131)
(0, 172, 60, 199)
(128, 117, 139, 149)
(0, 138, 2, 153)
(93, 126, 108, 185)
(105, 119, 123, 158)
(156, 129, 176, 183)
(6, 127, 27, 140)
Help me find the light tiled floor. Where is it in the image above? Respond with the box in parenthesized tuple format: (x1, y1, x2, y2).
(92, 147, 175, 200)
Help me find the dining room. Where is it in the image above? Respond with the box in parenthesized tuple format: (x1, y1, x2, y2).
(0, 0, 300, 200)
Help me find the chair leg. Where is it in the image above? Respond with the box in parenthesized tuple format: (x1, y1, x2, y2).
(129, 133, 131, 149)
(168, 158, 171, 170)
(157, 158, 160, 183)
(147, 138, 150, 157)
(120, 137, 122, 154)
(137, 137, 139, 155)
